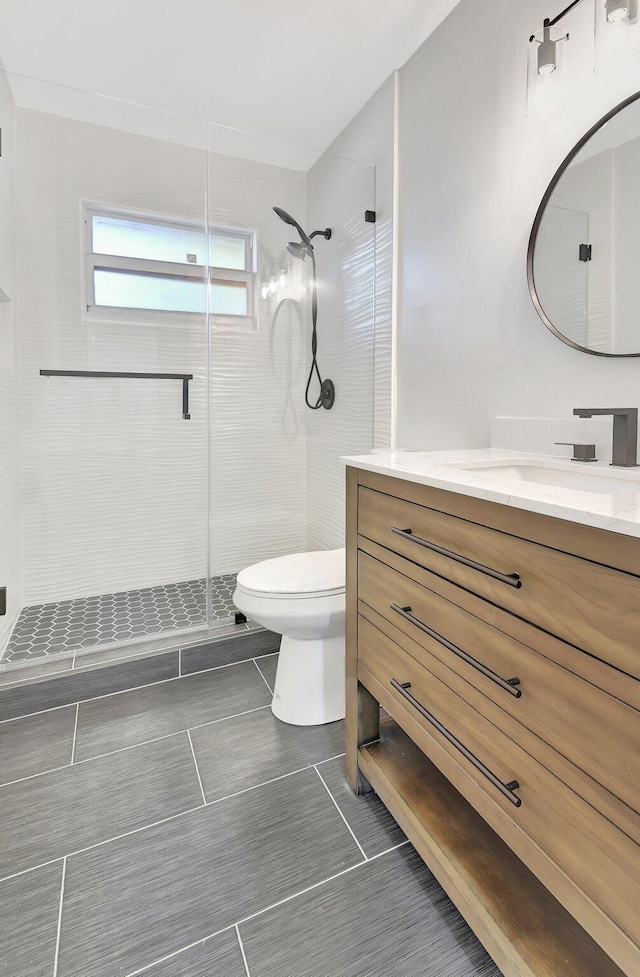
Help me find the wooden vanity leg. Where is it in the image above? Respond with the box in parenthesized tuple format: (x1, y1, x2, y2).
(354, 682, 380, 794)
(345, 465, 380, 793)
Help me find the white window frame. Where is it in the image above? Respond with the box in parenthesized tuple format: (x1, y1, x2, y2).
(83, 204, 256, 324)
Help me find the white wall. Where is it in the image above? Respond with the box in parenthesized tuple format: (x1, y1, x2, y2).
(0, 62, 20, 649)
(305, 76, 394, 550)
(396, 0, 640, 452)
(16, 109, 307, 604)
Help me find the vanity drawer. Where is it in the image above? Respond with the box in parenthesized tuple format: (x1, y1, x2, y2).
(357, 615, 640, 946)
(358, 485, 640, 679)
(358, 551, 640, 816)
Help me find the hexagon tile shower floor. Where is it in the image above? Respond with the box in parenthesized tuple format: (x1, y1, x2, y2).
(2, 574, 238, 663)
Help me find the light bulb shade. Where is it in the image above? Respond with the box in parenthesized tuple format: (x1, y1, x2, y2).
(595, 0, 640, 75)
(527, 24, 568, 121)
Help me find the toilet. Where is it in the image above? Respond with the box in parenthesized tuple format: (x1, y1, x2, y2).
(233, 549, 345, 726)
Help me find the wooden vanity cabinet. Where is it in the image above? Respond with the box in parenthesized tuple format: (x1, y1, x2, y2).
(346, 466, 640, 977)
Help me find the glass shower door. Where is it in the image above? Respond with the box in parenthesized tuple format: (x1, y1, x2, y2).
(1, 79, 211, 668)
(205, 123, 376, 616)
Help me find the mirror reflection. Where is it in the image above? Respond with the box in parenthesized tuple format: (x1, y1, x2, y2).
(530, 94, 640, 356)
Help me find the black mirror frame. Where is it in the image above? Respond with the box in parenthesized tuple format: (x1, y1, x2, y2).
(527, 90, 640, 358)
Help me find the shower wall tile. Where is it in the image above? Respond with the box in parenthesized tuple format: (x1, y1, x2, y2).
(16, 109, 209, 606)
(368, 77, 396, 452)
(15, 109, 310, 613)
(207, 149, 308, 576)
(0, 65, 21, 657)
(304, 78, 394, 549)
(12, 99, 390, 631)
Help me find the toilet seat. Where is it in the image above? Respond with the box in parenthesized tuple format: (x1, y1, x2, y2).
(236, 549, 344, 600)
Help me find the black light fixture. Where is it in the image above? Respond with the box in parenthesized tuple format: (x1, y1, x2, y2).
(595, 0, 640, 75)
(527, 0, 640, 121)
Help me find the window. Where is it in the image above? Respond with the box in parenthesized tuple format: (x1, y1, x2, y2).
(84, 207, 255, 319)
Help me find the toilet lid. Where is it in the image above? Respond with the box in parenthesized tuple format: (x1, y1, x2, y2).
(236, 549, 345, 598)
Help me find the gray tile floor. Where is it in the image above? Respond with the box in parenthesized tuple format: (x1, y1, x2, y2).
(0, 652, 504, 977)
(3, 573, 238, 664)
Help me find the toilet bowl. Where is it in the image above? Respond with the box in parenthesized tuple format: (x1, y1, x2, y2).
(233, 549, 345, 726)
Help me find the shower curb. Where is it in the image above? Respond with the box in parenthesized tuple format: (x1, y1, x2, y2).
(0, 628, 280, 723)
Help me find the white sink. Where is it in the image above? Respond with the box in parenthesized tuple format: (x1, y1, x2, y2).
(445, 459, 640, 497)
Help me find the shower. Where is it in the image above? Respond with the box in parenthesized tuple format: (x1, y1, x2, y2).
(273, 206, 335, 410)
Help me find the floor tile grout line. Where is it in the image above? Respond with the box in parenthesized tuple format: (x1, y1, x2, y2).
(77, 704, 272, 764)
(0, 701, 78, 726)
(0, 764, 335, 886)
(313, 764, 368, 861)
(203, 764, 319, 807)
(186, 729, 207, 806)
(0, 800, 206, 887)
(0, 705, 273, 790)
(5, 622, 268, 678)
(0, 640, 275, 692)
(119, 840, 412, 977)
(52, 856, 66, 977)
(70, 703, 79, 765)
(0, 653, 269, 725)
(316, 750, 346, 765)
(0, 857, 64, 887)
(235, 923, 252, 977)
(234, 839, 411, 930)
(252, 658, 274, 694)
(121, 931, 234, 977)
(180, 648, 278, 682)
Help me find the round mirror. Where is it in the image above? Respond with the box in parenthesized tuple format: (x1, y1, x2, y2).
(528, 91, 640, 357)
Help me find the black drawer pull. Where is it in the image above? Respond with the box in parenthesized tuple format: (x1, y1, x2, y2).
(390, 603, 522, 698)
(390, 678, 522, 808)
(391, 527, 522, 589)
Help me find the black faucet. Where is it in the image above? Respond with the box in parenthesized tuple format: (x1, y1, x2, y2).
(572, 408, 638, 467)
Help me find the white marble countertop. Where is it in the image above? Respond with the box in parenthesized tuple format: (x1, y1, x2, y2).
(342, 448, 640, 539)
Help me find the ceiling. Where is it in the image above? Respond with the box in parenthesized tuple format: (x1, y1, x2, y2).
(0, 0, 460, 168)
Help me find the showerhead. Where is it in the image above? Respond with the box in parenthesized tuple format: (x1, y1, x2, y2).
(286, 240, 310, 261)
(272, 205, 334, 410)
(273, 206, 313, 249)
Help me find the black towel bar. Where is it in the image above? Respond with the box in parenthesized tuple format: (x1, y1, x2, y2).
(40, 370, 193, 419)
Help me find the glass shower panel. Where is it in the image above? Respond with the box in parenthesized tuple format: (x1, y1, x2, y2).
(205, 132, 308, 618)
(205, 123, 376, 606)
(305, 149, 376, 552)
(0, 75, 211, 669)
